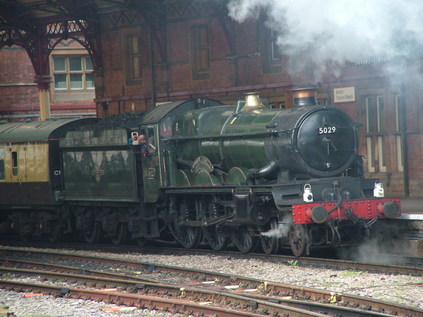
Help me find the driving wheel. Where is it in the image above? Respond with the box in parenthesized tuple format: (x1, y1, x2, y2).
(289, 224, 308, 257)
(260, 219, 279, 254)
(202, 198, 229, 251)
(170, 200, 201, 249)
(231, 227, 257, 253)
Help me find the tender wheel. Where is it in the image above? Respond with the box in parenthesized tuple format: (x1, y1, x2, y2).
(169, 200, 201, 249)
(111, 223, 127, 245)
(83, 222, 101, 244)
(260, 219, 279, 254)
(135, 238, 147, 247)
(48, 221, 62, 243)
(289, 224, 308, 257)
(231, 227, 257, 253)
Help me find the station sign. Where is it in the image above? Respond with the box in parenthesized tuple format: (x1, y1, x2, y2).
(334, 87, 355, 103)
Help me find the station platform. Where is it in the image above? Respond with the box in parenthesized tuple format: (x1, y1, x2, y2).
(393, 198, 423, 257)
(400, 197, 423, 217)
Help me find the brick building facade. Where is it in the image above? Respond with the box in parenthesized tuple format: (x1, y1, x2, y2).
(89, 2, 423, 197)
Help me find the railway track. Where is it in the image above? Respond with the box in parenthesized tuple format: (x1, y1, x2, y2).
(2, 240, 422, 275)
(0, 247, 422, 316)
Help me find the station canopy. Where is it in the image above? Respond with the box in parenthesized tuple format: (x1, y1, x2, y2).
(0, 1, 160, 23)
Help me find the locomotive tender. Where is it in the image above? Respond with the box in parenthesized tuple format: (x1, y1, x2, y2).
(0, 93, 401, 256)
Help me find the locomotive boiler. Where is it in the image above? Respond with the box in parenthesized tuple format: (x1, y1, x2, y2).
(171, 92, 358, 179)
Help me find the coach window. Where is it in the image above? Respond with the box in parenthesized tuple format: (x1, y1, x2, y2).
(0, 148, 4, 180)
(12, 151, 18, 176)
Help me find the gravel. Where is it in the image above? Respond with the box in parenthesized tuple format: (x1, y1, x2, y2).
(1, 248, 422, 316)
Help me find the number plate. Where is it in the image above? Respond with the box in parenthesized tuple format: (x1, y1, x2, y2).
(318, 126, 337, 134)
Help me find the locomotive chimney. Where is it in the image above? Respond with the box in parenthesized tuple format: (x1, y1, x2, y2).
(291, 86, 317, 107)
(243, 92, 265, 111)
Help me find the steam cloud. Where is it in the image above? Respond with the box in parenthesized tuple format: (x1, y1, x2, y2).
(261, 214, 292, 239)
(227, 0, 423, 79)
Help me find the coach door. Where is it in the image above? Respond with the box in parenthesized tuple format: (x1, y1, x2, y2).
(141, 125, 160, 202)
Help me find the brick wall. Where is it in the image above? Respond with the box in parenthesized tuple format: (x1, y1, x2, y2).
(0, 42, 96, 121)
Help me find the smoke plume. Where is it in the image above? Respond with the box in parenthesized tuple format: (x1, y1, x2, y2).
(227, 0, 423, 79)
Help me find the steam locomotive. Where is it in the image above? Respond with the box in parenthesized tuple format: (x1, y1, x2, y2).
(0, 93, 401, 256)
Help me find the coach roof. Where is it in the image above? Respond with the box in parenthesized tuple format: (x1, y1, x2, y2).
(0, 118, 97, 143)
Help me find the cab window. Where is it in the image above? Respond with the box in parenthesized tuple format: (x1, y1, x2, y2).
(147, 127, 156, 154)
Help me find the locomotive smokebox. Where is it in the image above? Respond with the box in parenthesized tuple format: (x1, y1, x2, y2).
(292, 86, 317, 107)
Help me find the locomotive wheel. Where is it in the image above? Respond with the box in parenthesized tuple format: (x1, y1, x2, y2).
(111, 223, 127, 245)
(48, 222, 62, 243)
(83, 222, 101, 244)
(170, 200, 201, 249)
(172, 224, 201, 249)
(231, 227, 257, 253)
(202, 198, 229, 251)
(204, 225, 229, 251)
(135, 238, 147, 247)
(289, 224, 308, 257)
(260, 219, 280, 255)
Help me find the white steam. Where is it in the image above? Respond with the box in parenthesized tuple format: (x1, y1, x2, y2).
(261, 215, 292, 239)
(227, 0, 423, 78)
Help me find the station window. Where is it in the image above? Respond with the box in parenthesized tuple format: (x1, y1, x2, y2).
(125, 34, 142, 86)
(191, 25, 210, 80)
(259, 22, 282, 74)
(53, 55, 94, 91)
(365, 96, 386, 173)
(394, 94, 404, 171)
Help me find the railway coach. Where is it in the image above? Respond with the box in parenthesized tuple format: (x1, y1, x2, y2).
(0, 118, 96, 240)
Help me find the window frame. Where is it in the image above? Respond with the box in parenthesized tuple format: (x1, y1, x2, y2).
(52, 54, 94, 92)
(394, 94, 404, 172)
(364, 95, 386, 173)
(124, 32, 143, 86)
(259, 21, 282, 74)
(190, 24, 210, 81)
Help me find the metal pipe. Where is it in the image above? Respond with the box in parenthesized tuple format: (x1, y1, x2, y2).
(149, 28, 156, 107)
(400, 84, 409, 197)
